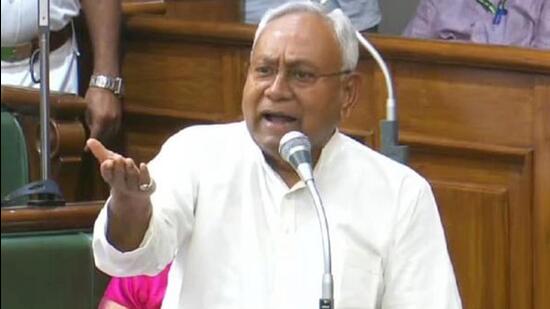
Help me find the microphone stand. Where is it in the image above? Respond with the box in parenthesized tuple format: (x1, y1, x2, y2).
(305, 179, 334, 309)
(38, 0, 53, 184)
(35, 0, 65, 205)
(279, 132, 334, 308)
(1, 0, 65, 207)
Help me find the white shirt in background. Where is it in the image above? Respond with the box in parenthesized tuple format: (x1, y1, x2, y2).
(1, 0, 80, 93)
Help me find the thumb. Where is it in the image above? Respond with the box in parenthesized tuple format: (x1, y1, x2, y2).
(86, 138, 112, 163)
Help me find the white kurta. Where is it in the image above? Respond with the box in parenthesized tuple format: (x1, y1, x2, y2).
(93, 122, 462, 309)
(1, 0, 80, 93)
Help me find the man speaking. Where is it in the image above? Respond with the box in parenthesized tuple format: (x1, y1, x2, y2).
(90, 2, 462, 308)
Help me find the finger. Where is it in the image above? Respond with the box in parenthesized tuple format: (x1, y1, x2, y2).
(100, 159, 115, 184)
(138, 163, 151, 187)
(124, 158, 140, 191)
(87, 138, 113, 163)
(110, 154, 128, 191)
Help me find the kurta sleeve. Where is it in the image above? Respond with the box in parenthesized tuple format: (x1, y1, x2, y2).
(381, 178, 462, 308)
(93, 129, 199, 277)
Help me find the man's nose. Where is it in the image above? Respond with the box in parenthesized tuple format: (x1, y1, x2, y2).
(265, 71, 292, 100)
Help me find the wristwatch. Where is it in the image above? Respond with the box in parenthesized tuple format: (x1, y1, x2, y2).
(89, 74, 124, 97)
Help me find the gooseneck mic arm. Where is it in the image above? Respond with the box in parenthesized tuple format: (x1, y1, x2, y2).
(355, 31, 408, 164)
(317, 0, 408, 164)
(279, 131, 334, 309)
(355, 32, 395, 121)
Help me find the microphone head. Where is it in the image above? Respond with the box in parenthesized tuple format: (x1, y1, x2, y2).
(278, 131, 314, 181)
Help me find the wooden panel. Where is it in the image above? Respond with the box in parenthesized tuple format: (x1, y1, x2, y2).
(125, 42, 226, 115)
(405, 137, 533, 309)
(122, 0, 167, 16)
(395, 62, 534, 147)
(533, 75, 550, 309)
(412, 136, 533, 308)
(123, 114, 213, 163)
(433, 183, 509, 309)
(124, 41, 246, 122)
(164, 0, 241, 22)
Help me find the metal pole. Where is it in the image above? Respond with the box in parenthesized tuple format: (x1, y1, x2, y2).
(1, 0, 64, 207)
(38, 0, 51, 181)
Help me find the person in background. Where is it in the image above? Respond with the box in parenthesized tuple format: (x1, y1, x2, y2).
(90, 2, 462, 308)
(1, 0, 123, 144)
(98, 264, 171, 309)
(403, 0, 550, 49)
(245, 0, 381, 32)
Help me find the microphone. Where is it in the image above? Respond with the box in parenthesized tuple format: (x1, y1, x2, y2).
(278, 131, 334, 309)
(278, 131, 314, 181)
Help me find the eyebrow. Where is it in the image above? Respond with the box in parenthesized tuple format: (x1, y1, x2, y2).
(251, 57, 277, 66)
(252, 56, 320, 70)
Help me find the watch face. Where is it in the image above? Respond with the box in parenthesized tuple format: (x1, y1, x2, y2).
(90, 75, 123, 97)
(96, 76, 108, 88)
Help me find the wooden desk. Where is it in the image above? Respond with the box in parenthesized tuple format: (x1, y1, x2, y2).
(1, 201, 103, 233)
(120, 16, 550, 309)
(122, 0, 167, 16)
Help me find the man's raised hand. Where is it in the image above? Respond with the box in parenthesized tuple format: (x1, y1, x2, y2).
(86, 138, 154, 197)
(87, 138, 153, 251)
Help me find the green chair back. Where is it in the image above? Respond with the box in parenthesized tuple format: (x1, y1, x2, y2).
(1, 111, 29, 200)
(1, 231, 109, 309)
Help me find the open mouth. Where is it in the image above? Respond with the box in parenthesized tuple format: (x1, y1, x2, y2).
(262, 112, 297, 124)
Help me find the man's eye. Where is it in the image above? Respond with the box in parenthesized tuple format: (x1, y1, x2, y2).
(254, 66, 275, 77)
(292, 70, 316, 82)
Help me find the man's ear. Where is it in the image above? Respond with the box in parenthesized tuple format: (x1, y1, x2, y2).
(340, 72, 362, 118)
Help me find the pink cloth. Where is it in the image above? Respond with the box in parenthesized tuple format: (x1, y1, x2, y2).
(100, 264, 171, 309)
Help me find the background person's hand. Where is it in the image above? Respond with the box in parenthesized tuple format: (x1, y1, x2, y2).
(85, 87, 122, 146)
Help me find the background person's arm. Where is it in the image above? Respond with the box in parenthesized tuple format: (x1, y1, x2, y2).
(81, 0, 122, 145)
